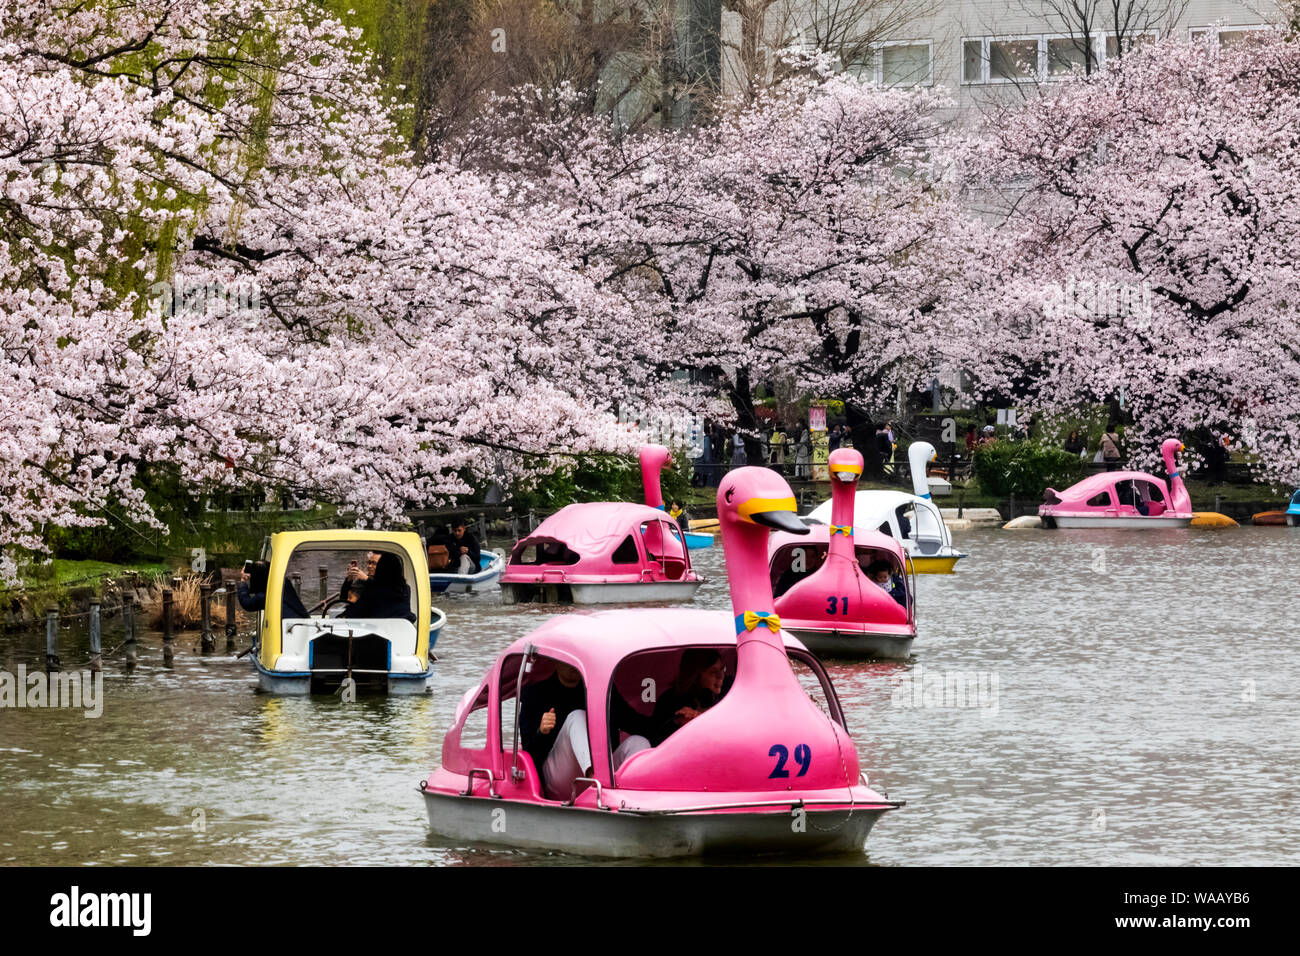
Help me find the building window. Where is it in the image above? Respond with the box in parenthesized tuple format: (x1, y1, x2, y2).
(1190, 25, 1272, 46)
(962, 33, 1156, 84)
(1047, 37, 1089, 75)
(869, 40, 933, 88)
(989, 38, 1039, 81)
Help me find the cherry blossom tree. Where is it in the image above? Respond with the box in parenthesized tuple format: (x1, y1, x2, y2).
(962, 34, 1300, 483)
(456, 56, 982, 469)
(0, 0, 659, 578)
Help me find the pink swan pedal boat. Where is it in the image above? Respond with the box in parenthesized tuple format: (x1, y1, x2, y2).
(1039, 438, 1193, 529)
(499, 445, 703, 605)
(420, 467, 901, 858)
(769, 449, 917, 660)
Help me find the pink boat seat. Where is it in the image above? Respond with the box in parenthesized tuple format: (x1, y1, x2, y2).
(1146, 500, 1166, 516)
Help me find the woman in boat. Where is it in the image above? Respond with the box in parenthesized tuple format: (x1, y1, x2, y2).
(342, 552, 415, 622)
(646, 649, 727, 746)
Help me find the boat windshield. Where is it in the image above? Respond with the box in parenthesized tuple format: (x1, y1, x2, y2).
(510, 537, 581, 566)
(281, 545, 417, 622)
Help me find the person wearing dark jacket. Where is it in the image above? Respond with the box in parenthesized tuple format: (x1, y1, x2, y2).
(646, 649, 727, 746)
(237, 561, 310, 619)
(342, 552, 415, 622)
(518, 662, 592, 799)
(449, 520, 481, 575)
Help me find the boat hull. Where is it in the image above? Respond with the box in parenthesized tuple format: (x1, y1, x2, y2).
(907, 554, 963, 574)
(252, 655, 435, 695)
(422, 790, 886, 858)
(429, 553, 505, 594)
(1043, 514, 1192, 529)
(501, 580, 703, 605)
(784, 627, 914, 661)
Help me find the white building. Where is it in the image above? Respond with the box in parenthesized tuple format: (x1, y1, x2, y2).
(719, 0, 1282, 112)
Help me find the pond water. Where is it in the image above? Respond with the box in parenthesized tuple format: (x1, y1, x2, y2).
(1, 526, 1297, 866)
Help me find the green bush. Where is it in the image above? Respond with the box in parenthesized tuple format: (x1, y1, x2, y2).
(973, 441, 1085, 498)
(510, 449, 693, 514)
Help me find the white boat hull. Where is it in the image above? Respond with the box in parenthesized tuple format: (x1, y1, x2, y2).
(422, 791, 886, 858)
(1044, 514, 1192, 529)
(429, 552, 505, 594)
(501, 580, 703, 605)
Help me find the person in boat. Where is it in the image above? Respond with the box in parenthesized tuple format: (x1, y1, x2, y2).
(339, 551, 380, 603)
(342, 552, 415, 622)
(449, 519, 481, 575)
(646, 649, 727, 746)
(607, 649, 729, 772)
(238, 560, 310, 619)
(864, 559, 908, 609)
(668, 499, 689, 528)
(519, 662, 599, 800)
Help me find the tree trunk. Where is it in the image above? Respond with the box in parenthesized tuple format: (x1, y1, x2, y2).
(846, 403, 884, 479)
(726, 367, 765, 464)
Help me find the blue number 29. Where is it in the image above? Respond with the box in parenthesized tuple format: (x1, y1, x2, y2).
(769, 743, 812, 778)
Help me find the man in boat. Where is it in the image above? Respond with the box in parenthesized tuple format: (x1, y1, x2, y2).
(519, 662, 592, 800)
(449, 519, 481, 575)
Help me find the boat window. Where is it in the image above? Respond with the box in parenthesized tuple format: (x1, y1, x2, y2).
(641, 520, 690, 579)
(788, 650, 848, 729)
(281, 545, 416, 621)
(608, 646, 737, 761)
(895, 505, 915, 538)
(611, 535, 640, 564)
(1136, 481, 1163, 502)
(459, 686, 490, 750)
(913, 502, 944, 540)
(510, 538, 581, 566)
(770, 543, 827, 597)
(1086, 491, 1111, 507)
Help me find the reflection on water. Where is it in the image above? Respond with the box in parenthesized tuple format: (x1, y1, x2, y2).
(1, 526, 1298, 865)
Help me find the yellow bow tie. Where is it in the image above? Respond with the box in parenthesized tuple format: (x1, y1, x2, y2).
(830, 524, 853, 537)
(737, 610, 781, 634)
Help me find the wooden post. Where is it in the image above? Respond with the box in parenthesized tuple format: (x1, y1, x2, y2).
(318, 565, 329, 604)
(1214, 494, 1221, 514)
(162, 588, 174, 663)
(89, 602, 102, 673)
(511, 515, 519, 540)
(45, 608, 60, 672)
(291, 572, 302, 597)
(1009, 493, 1016, 520)
(477, 514, 486, 543)
(224, 587, 237, 652)
(958, 493, 964, 519)
(200, 583, 214, 653)
(123, 595, 137, 668)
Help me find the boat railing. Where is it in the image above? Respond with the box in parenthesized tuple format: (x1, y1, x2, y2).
(462, 767, 499, 798)
(618, 796, 904, 816)
(564, 777, 608, 810)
